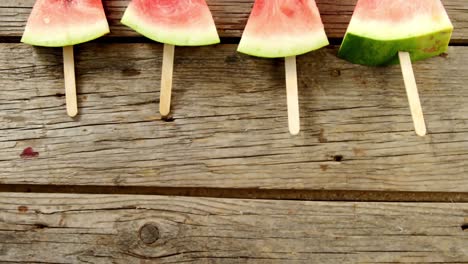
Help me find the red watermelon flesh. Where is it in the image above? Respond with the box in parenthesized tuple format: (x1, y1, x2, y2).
(121, 0, 220, 46)
(22, 0, 110, 47)
(339, 0, 453, 65)
(238, 0, 329, 58)
(355, 0, 440, 22)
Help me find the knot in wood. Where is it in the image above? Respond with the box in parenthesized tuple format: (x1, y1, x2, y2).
(139, 223, 160, 244)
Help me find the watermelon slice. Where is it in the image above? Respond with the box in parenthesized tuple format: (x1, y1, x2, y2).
(238, 0, 329, 58)
(338, 0, 453, 66)
(121, 0, 220, 46)
(22, 0, 110, 47)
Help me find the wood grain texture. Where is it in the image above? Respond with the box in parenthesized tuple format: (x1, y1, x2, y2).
(1, 0, 467, 42)
(0, 193, 467, 263)
(0, 43, 467, 192)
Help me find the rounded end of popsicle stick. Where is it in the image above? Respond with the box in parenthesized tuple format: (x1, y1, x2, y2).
(160, 106, 171, 118)
(67, 107, 78, 118)
(415, 126, 427, 137)
(289, 124, 300, 136)
(67, 107, 78, 117)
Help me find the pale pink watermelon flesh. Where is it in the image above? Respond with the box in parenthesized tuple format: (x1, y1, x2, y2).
(339, 0, 453, 66)
(22, 0, 109, 47)
(121, 0, 219, 46)
(238, 0, 329, 58)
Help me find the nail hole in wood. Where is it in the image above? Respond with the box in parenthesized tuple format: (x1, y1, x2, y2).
(333, 155, 343, 162)
(462, 223, 468, 231)
(34, 223, 48, 229)
(162, 116, 175, 122)
(139, 223, 160, 244)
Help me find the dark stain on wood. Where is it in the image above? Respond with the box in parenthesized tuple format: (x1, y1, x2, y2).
(353, 147, 367, 156)
(20, 147, 39, 159)
(17, 205, 28, 213)
(58, 214, 66, 227)
(320, 165, 329, 172)
(5, 116, 26, 122)
(318, 128, 328, 143)
(113, 176, 124, 185)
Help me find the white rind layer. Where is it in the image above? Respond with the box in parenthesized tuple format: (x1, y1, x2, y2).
(121, 7, 220, 46)
(22, 20, 109, 47)
(348, 13, 453, 40)
(238, 30, 329, 58)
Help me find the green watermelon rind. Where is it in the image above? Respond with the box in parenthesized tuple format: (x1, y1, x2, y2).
(338, 28, 453, 66)
(237, 31, 330, 58)
(21, 21, 110, 47)
(121, 8, 220, 46)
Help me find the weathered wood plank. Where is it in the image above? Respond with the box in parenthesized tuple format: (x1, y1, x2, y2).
(0, 193, 467, 263)
(1, 0, 467, 42)
(0, 43, 467, 192)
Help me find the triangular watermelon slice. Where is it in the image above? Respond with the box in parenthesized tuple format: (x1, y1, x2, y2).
(339, 0, 453, 66)
(121, 0, 220, 46)
(238, 0, 329, 58)
(339, 0, 454, 137)
(22, 0, 110, 47)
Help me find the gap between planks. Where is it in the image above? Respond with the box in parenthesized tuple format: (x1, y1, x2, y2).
(1, 185, 468, 203)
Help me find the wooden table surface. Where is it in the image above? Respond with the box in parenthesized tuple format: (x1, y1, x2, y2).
(1, 0, 467, 262)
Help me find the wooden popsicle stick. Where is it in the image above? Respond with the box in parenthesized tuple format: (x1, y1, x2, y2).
(398, 51, 427, 137)
(63, 46, 78, 117)
(285, 56, 300, 135)
(160, 44, 175, 117)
